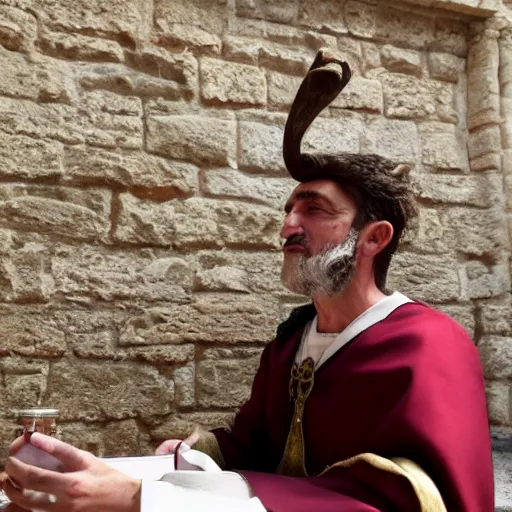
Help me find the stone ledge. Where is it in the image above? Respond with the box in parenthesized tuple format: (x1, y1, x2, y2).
(493, 427, 512, 511)
(400, 0, 501, 17)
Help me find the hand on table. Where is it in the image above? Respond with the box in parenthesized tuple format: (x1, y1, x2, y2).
(2, 433, 140, 512)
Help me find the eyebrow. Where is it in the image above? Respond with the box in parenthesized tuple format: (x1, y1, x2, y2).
(284, 190, 336, 213)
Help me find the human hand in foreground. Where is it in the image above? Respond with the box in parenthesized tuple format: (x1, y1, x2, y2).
(155, 428, 201, 455)
(2, 433, 140, 512)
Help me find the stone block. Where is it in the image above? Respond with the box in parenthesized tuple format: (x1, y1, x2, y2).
(376, 6, 435, 50)
(0, 5, 37, 52)
(115, 195, 282, 249)
(0, 46, 76, 104)
(431, 18, 468, 57)
(0, 245, 55, 302)
(239, 120, 286, 173)
(194, 250, 285, 294)
(413, 173, 492, 207)
(435, 304, 475, 338)
(38, 32, 124, 62)
(481, 300, 512, 335)
(124, 46, 197, 86)
(479, 336, 512, 379)
(500, 31, 512, 93)
(200, 58, 266, 106)
(373, 69, 456, 121)
(387, 252, 460, 303)
(47, 360, 175, 422)
(150, 412, 234, 441)
(381, 45, 422, 76)
(361, 42, 381, 71)
(173, 363, 196, 407)
(0, 374, 47, 414)
(468, 125, 501, 160)
(118, 295, 281, 346)
(0, 98, 81, 144)
(0, 132, 64, 180)
(222, 35, 261, 65)
(64, 146, 198, 195)
(202, 168, 294, 209)
(237, 0, 298, 24)
(39, 0, 152, 41)
(228, 17, 302, 44)
(503, 99, 512, 150)
(201, 347, 264, 359)
(441, 207, 506, 258)
(147, 115, 236, 167)
(0, 306, 65, 358)
(259, 41, 312, 74)
(419, 122, 468, 170)
(267, 71, 303, 108)
(428, 52, 465, 82)
(51, 246, 193, 303)
(81, 91, 143, 150)
(465, 261, 510, 299)
(303, 112, 364, 155)
(197, 355, 261, 408)
(336, 36, 363, 76)
(362, 117, 419, 163)
(470, 153, 501, 172)
(154, 21, 221, 55)
(486, 381, 511, 425)
(0, 419, 19, 465)
(155, 0, 228, 35)
(69, 330, 195, 364)
(80, 59, 196, 100)
(61, 419, 140, 457)
(298, 0, 346, 34)
(330, 76, 383, 113)
(0, 357, 50, 375)
(345, 1, 377, 38)
(408, 207, 446, 254)
(0, 185, 110, 242)
(468, 36, 500, 129)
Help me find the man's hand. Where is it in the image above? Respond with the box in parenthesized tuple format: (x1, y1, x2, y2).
(2, 433, 140, 512)
(155, 428, 200, 455)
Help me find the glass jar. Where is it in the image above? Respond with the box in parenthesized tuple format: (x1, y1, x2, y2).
(15, 408, 59, 440)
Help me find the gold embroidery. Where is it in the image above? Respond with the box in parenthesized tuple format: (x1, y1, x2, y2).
(276, 357, 315, 477)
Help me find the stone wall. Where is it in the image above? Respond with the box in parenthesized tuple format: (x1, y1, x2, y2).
(0, 0, 510, 458)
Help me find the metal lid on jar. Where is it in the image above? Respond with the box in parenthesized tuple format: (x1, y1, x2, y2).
(15, 408, 59, 418)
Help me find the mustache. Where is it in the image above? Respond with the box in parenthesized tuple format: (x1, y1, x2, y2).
(283, 234, 308, 248)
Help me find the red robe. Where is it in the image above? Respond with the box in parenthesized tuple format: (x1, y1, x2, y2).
(211, 301, 494, 511)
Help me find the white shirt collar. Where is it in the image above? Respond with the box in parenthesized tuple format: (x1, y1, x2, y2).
(297, 291, 413, 369)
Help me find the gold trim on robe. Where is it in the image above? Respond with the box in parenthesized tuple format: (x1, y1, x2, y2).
(320, 454, 447, 512)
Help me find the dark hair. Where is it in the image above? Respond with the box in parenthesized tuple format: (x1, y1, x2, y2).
(301, 153, 418, 291)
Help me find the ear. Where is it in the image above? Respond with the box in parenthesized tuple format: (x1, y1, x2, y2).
(357, 221, 394, 258)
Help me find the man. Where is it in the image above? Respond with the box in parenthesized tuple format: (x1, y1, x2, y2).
(2, 50, 494, 511)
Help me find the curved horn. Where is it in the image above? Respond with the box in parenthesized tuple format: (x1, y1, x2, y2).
(283, 48, 352, 181)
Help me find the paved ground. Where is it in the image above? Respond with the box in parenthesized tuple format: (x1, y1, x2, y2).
(493, 428, 512, 511)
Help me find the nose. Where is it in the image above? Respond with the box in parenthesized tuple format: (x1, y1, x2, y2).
(280, 211, 304, 240)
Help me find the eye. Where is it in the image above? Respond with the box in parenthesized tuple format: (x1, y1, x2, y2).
(307, 205, 321, 212)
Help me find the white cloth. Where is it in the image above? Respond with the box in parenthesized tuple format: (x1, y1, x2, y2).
(141, 480, 266, 512)
(305, 324, 338, 363)
(296, 292, 412, 369)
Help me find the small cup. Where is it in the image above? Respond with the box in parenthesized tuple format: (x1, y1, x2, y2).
(15, 408, 59, 441)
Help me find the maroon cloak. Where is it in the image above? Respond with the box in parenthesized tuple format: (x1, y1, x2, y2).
(210, 301, 494, 511)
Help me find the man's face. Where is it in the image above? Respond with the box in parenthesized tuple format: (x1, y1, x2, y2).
(280, 180, 359, 295)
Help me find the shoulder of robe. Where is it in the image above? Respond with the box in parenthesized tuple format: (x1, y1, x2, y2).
(275, 303, 316, 344)
(398, 301, 477, 353)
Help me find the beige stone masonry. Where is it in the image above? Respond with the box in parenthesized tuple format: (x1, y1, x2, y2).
(0, 0, 510, 457)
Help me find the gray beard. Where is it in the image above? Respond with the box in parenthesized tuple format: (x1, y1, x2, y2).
(281, 229, 359, 297)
